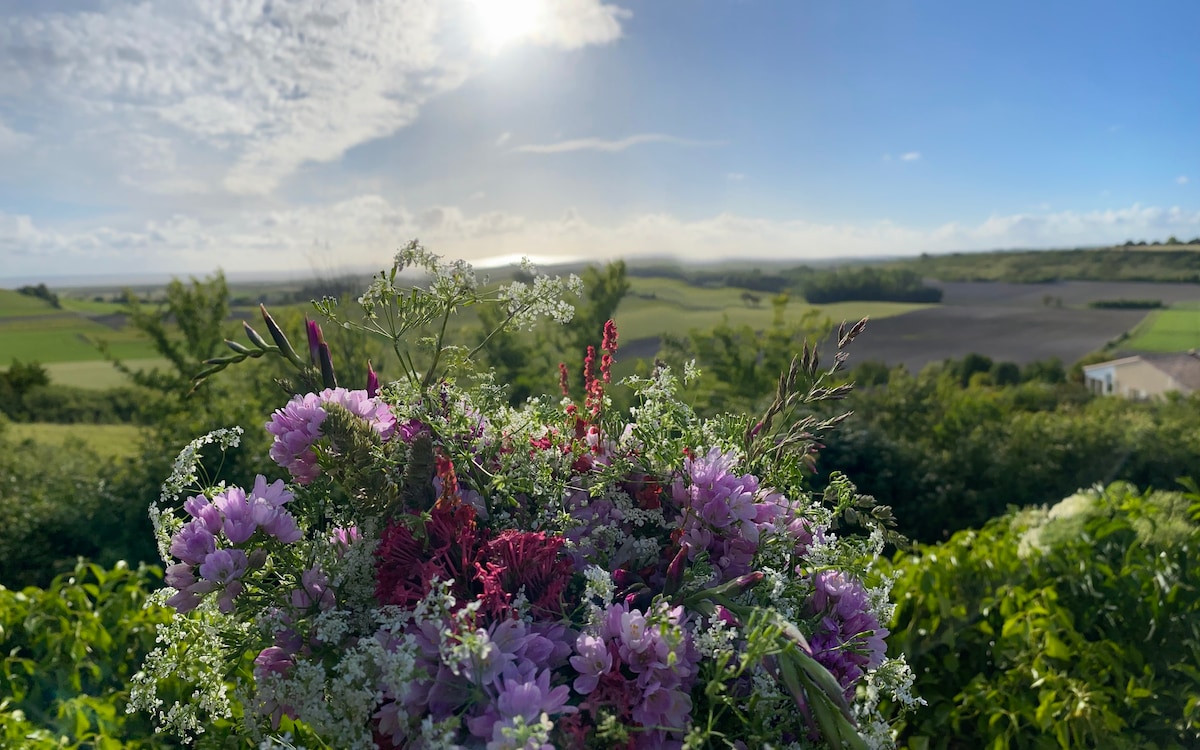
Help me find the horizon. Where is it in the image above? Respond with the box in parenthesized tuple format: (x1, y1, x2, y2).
(2, 0, 1199, 278)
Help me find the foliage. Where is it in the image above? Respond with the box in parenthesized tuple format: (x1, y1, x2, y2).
(658, 293, 832, 414)
(15, 283, 61, 309)
(813, 367, 1200, 542)
(894, 247, 1200, 283)
(801, 267, 942, 305)
(884, 482, 1200, 749)
(0, 561, 172, 748)
(1088, 299, 1164, 309)
(0, 426, 138, 587)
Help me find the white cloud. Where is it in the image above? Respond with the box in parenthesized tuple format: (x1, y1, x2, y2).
(7, 200, 1200, 279)
(899, 151, 921, 162)
(726, 172, 746, 181)
(495, 132, 512, 147)
(0, 0, 627, 196)
(515, 133, 724, 154)
(1178, 175, 1190, 185)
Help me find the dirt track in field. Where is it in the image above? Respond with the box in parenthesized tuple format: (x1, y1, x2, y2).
(841, 280, 1200, 373)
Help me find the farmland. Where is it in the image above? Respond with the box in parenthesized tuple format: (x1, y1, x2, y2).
(847, 280, 1200, 373)
(3, 422, 141, 459)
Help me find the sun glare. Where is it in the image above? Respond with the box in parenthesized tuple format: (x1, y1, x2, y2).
(470, 0, 544, 51)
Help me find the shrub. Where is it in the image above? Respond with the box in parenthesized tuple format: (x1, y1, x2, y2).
(883, 482, 1200, 748)
(0, 562, 169, 747)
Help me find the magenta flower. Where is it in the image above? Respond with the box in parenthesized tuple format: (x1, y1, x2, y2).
(254, 646, 294, 678)
(266, 388, 396, 483)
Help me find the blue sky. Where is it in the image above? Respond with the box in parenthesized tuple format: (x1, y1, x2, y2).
(1, 0, 1198, 279)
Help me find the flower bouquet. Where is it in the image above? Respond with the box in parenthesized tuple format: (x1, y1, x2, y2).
(131, 244, 918, 749)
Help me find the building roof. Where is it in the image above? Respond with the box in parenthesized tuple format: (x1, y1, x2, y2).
(1141, 351, 1200, 391)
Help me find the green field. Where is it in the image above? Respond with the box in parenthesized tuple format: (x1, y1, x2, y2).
(0, 314, 161, 363)
(0, 289, 60, 317)
(616, 277, 928, 342)
(42, 358, 172, 389)
(3, 422, 142, 459)
(1125, 305, 1200, 351)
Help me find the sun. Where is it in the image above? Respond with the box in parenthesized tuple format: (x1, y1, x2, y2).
(470, 0, 544, 51)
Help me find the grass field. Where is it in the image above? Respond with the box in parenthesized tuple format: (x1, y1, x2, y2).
(1125, 306, 1200, 352)
(617, 277, 928, 342)
(3, 422, 142, 459)
(0, 315, 161, 363)
(0, 289, 59, 317)
(42, 358, 172, 389)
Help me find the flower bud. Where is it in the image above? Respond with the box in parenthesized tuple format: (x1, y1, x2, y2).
(247, 548, 269, 570)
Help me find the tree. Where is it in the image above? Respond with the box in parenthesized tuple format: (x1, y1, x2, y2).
(559, 261, 631, 364)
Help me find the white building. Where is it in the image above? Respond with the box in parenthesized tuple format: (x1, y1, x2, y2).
(1082, 352, 1200, 399)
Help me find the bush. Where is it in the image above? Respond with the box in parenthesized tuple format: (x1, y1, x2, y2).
(1088, 299, 1164, 309)
(0, 562, 170, 747)
(883, 482, 1200, 748)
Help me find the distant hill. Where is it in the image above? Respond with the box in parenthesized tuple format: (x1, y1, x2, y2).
(886, 245, 1200, 284)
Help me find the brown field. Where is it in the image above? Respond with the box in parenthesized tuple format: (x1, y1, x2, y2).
(843, 280, 1200, 372)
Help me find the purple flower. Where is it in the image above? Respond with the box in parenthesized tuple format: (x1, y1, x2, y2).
(633, 681, 693, 731)
(199, 548, 249, 614)
(266, 393, 327, 484)
(673, 448, 786, 581)
(199, 548, 249, 585)
(214, 487, 256, 544)
(289, 566, 335, 611)
(254, 646, 294, 678)
(366, 360, 379, 398)
(496, 670, 571, 722)
(162, 562, 216, 613)
(807, 570, 890, 696)
(250, 475, 293, 508)
(182, 494, 222, 533)
(319, 387, 396, 441)
(266, 389, 396, 483)
(169, 520, 216, 566)
(569, 633, 612, 694)
(305, 317, 324, 366)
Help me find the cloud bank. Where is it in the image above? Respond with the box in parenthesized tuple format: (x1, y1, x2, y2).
(6, 199, 1200, 278)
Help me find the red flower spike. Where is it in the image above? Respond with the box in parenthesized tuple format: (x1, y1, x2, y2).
(434, 451, 460, 509)
(600, 352, 613, 384)
(602, 319, 619, 353)
(375, 505, 481, 610)
(475, 530, 574, 620)
(583, 345, 596, 386)
(558, 362, 570, 397)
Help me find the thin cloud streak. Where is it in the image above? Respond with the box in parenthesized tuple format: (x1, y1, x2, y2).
(900, 151, 921, 162)
(514, 133, 725, 154)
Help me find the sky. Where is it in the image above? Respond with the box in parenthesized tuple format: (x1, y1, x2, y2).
(1, 0, 1199, 280)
